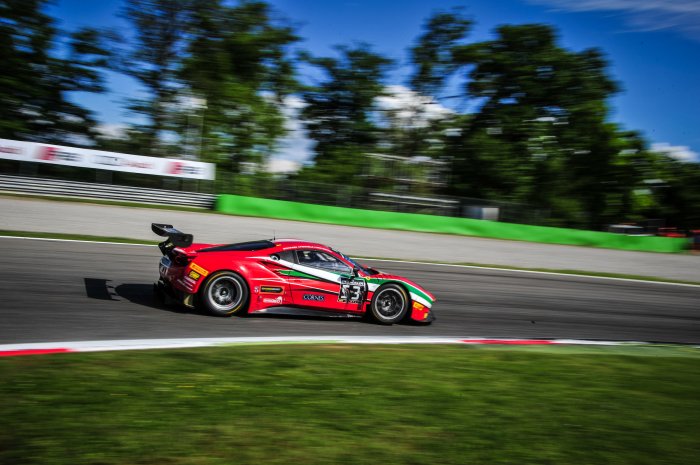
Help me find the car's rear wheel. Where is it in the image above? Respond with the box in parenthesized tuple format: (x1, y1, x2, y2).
(199, 271, 249, 317)
(369, 283, 409, 325)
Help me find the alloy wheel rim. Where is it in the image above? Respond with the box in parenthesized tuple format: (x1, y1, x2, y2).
(376, 288, 404, 319)
(208, 276, 243, 312)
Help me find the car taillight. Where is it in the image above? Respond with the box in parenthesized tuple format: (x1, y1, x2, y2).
(170, 249, 195, 266)
(173, 255, 190, 266)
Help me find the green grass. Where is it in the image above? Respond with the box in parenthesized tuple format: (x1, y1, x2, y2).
(4, 191, 691, 254)
(0, 229, 157, 245)
(1, 344, 699, 465)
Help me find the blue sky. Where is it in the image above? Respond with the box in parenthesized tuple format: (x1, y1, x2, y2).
(49, 0, 700, 162)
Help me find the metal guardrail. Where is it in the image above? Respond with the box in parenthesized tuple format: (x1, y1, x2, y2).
(368, 192, 460, 216)
(0, 174, 216, 208)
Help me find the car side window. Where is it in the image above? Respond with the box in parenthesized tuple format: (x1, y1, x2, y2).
(273, 250, 296, 263)
(296, 249, 351, 274)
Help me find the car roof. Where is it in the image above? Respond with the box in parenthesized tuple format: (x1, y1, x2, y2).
(272, 239, 333, 251)
(195, 238, 337, 254)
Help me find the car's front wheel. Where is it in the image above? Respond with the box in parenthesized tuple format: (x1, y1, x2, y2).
(199, 271, 249, 317)
(369, 283, 409, 325)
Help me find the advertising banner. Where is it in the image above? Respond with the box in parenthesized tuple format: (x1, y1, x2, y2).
(0, 138, 216, 180)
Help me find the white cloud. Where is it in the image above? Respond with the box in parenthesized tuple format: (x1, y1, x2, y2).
(269, 88, 455, 172)
(269, 95, 314, 170)
(266, 158, 302, 174)
(376, 85, 453, 129)
(528, 0, 700, 40)
(96, 123, 128, 139)
(651, 142, 699, 162)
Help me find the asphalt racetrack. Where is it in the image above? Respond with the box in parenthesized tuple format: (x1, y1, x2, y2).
(1, 237, 698, 344)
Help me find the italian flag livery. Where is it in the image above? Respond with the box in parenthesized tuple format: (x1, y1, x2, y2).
(152, 224, 435, 324)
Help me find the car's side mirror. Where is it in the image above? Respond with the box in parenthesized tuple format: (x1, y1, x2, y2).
(352, 266, 360, 277)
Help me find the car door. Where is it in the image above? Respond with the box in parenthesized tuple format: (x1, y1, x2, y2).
(250, 249, 295, 307)
(286, 248, 354, 311)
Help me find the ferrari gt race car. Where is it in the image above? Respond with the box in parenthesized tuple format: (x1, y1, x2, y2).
(152, 223, 435, 324)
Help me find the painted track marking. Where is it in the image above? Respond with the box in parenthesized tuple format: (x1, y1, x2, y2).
(0, 336, 665, 357)
(0, 235, 697, 288)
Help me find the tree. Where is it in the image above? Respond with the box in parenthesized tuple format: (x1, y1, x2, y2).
(0, 0, 108, 144)
(447, 24, 623, 227)
(179, 0, 299, 171)
(410, 8, 472, 97)
(121, 0, 193, 155)
(641, 153, 700, 229)
(298, 44, 393, 184)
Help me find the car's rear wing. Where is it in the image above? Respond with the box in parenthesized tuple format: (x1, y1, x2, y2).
(151, 223, 193, 256)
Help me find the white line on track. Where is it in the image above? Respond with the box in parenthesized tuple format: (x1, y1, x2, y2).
(1, 234, 698, 288)
(356, 257, 700, 288)
(0, 235, 153, 247)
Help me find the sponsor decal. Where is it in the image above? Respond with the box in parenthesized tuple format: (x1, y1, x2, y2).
(168, 161, 203, 176)
(410, 303, 429, 321)
(37, 146, 82, 163)
(92, 154, 154, 170)
(0, 138, 215, 179)
(262, 296, 284, 305)
(0, 145, 21, 155)
(303, 294, 325, 302)
(177, 278, 195, 292)
(188, 270, 201, 280)
(189, 262, 209, 277)
(339, 278, 366, 304)
(260, 286, 283, 294)
(159, 256, 171, 277)
(93, 154, 121, 166)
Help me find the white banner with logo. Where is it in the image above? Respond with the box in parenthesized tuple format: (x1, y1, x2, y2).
(0, 138, 216, 180)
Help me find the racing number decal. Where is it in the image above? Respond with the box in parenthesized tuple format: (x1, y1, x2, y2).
(339, 278, 366, 304)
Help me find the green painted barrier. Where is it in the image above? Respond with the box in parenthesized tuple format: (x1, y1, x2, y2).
(215, 194, 688, 253)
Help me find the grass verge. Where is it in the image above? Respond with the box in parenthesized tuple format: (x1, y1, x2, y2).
(0, 229, 697, 286)
(3, 192, 692, 254)
(0, 230, 157, 245)
(1, 344, 699, 465)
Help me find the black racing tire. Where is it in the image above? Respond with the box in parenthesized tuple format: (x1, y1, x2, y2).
(369, 283, 410, 325)
(199, 271, 249, 317)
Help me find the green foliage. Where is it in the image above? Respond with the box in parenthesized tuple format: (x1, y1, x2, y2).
(3, 2, 698, 229)
(410, 8, 472, 96)
(444, 23, 655, 228)
(179, 0, 299, 168)
(120, 0, 193, 155)
(298, 44, 393, 183)
(643, 155, 700, 229)
(117, 0, 299, 165)
(0, 0, 109, 144)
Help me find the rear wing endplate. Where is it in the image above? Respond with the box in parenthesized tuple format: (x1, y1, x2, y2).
(151, 223, 193, 256)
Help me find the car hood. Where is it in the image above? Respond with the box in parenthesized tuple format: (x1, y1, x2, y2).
(365, 272, 436, 303)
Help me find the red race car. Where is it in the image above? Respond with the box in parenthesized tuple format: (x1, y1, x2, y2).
(152, 223, 435, 324)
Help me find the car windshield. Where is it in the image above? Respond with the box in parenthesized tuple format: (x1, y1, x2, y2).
(336, 250, 369, 273)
